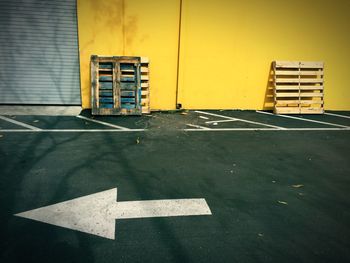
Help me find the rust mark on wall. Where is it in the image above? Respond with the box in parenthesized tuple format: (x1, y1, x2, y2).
(80, 0, 147, 56)
(82, 0, 125, 54)
(124, 15, 138, 48)
(90, 0, 124, 32)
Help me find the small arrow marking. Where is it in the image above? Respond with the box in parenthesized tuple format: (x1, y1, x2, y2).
(15, 188, 212, 239)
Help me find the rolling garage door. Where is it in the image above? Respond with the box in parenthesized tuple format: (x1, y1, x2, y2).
(0, 0, 81, 105)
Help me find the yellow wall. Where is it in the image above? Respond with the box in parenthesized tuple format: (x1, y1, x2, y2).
(77, 0, 180, 110)
(78, 0, 350, 110)
(177, 0, 350, 110)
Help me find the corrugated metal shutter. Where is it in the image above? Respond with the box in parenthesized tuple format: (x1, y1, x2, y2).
(0, 0, 81, 105)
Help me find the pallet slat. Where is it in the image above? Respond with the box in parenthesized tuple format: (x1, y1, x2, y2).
(275, 70, 323, 76)
(275, 99, 323, 104)
(141, 66, 149, 73)
(300, 108, 324, 114)
(300, 86, 324, 90)
(299, 93, 323, 97)
(275, 93, 300, 97)
(299, 61, 324, 68)
(274, 61, 300, 68)
(276, 85, 324, 89)
(275, 78, 323, 84)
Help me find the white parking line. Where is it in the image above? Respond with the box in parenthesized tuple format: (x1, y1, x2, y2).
(0, 129, 145, 132)
(325, 112, 350, 120)
(255, 111, 275, 116)
(0, 127, 349, 133)
(186, 124, 211, 130)
(0, 115, 42, 131)
(256, 111, 349, 128)
(184, 127, 350, 132)
(205, 119, 238, 124)
(76, 115, 130, 130)
(195, 110, 286, 130)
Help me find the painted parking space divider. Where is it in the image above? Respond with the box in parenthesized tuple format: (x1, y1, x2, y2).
(15, 188, 212, 240)
(0, 129, 146, 132)
(76, 115, 130, 130)
(184, 127, 350, 131)
(186, 123, 211, 130)
(205, 119, 239, 124)
(1, 111, 350, 132)
(195, 110, 287, 130)
(324, 112, 350, 120)
(256, 110, 349, 128)
(0, 115, 42, 131)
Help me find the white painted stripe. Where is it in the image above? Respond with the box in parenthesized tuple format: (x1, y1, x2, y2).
(325, 112, 350, 119)
(286, 128, 350, 131)
(185, 128, 275, 131)
(195, 110, 286, 130)
(0, 129, 145, 132)
(185, 127, 350, 131)
(186, 124, 210, 130)
(256, 110, 349, 128)
(76, 115, 130, 130)
(1, 128, 349, 133)
(205, 119, 238, 124)
(199, 116, 209, 120)
(256, 110, 275, 116)
(0, 115, 42, 130)
(114, 199, 211, 219)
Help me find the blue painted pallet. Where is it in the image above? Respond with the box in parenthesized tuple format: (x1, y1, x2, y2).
(121, 103, 136, 109)
(99, 82, 113, 89)
(91, 55, 142, 115)
(99, 76, 113, 81)
(99, 103, 113, 109)
(99, 63, 113, 69)
(121, 97, 135, 103)
(99, 91, 113, 97)
(121, 76, 135, 82)
(100, 97, 114, 103)
(121, 90, 135, 97)
(120, 83, 136, 90)
(120, 64, 134, 71)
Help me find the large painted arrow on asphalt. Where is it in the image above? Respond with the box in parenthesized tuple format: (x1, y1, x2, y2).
(15, 188, 212, 239)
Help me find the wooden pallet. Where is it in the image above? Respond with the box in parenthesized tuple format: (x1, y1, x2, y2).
(140, 57, 150, 114)
(91, 55, 150, 115)
(273, 61, 324, 114)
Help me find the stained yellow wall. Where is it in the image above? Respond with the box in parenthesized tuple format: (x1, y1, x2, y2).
(78, 0, 350, 111)
(177, 0, 350, 110)
(77, 0, 180, 110)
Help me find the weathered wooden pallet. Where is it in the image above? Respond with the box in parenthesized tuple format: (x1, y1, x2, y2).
(273, 61, 324, 114)
(91, 55, 150, 115)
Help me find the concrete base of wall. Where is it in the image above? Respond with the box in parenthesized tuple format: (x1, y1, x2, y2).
(0, 106, 82, 116)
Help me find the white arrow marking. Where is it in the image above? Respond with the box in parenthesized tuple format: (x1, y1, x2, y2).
(15, 188, 212, 240)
